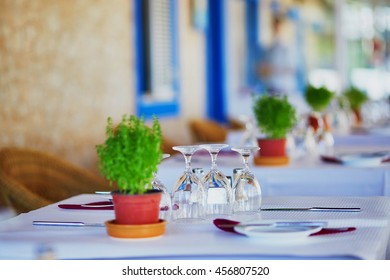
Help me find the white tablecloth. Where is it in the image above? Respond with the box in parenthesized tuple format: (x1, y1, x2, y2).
(1, 194, 390, 260)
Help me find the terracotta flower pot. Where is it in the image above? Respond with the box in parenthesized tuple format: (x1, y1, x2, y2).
(257, 138, 286, 157)
(352, 109, 362, 127)
(111, 189, 162, 225)
(254, 138, 289, 166)
(308, 112, 331, 133)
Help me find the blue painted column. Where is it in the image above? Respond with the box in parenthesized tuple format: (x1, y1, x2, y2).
(246, 0, 260, 89)
(206, 0, 227, 123)
(245, 0, 261, 89)
(290, 7, 306, 94)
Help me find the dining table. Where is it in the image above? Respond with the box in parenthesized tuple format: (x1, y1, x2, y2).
(1, 127, 390, 260)
(157, 129, 390, 198)
(1, 194, 390, 260)
(159, 150, 390, 198)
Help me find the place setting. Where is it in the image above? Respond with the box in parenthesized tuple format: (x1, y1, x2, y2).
(320, 150, 390, 167)
(212, 218, 356, 241)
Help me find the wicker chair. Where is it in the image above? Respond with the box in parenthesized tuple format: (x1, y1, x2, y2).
(189, 118, 228, 143)
(0, 147, 111, 214)
(161, 136, 180, 155)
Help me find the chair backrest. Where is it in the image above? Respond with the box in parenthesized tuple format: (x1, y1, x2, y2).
(0, 147, 110, 214)
(189, 119, 228, 143)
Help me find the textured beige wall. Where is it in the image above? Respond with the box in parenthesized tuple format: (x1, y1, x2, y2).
(0, 0, 134, 172)
(0, 0, 207, 173)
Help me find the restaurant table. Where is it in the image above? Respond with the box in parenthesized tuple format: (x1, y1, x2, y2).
(332, 133, 390, 146)
(160, 125, 390, 197)
(1, 194, 390, 260)
(227, 129, 390, 148)
(159, 150, 390, 197)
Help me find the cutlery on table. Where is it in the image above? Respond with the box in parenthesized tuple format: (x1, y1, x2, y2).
(260, 207, 361, 212)
(95, 191, 112, 195)
(213, 219, 356, 236)
(57, 201, 167, 211)
(80, 203, 114, 208)
(58, 201, 114, 210)
(33, 221, 105, 227)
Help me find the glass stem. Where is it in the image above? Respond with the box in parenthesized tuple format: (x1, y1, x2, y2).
(184, 153, 192, 172)
(210, 152, 218, 170)
(242, 154, 249, 172)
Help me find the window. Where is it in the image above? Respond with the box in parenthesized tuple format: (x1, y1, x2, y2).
(134, 0, 179, 118)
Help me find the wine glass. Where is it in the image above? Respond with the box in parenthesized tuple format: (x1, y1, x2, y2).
(231, 146, 262, 214)
(152, 154, 171, 221)
(200, 143, 233, 217)
(238, 115, 258, 147)
(171, 145, 206, 223)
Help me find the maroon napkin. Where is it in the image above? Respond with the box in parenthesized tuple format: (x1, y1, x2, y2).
(320, 155, 343, 164)
(58, 201, 114, 210)
(310, 227, 356, 236)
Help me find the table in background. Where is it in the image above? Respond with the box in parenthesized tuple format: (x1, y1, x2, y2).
(158, 131, 390, 197)
(160, 151, 390, 197)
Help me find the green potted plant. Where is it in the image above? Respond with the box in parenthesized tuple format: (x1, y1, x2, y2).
(252, 94, 297, 165)
(343, 86, 368, 126)
(96, 115, 164, 238)
(304, 84, 335, 132)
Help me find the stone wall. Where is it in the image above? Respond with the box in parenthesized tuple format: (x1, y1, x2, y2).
(0, 0, 134, 172)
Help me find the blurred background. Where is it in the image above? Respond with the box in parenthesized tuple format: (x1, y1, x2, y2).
(1, 0, 390, 174)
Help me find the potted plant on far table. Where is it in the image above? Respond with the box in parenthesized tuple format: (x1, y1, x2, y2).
(96, 115, 164, 238)
(343, 86, 369, 128)
(252, 94, 297, 166)
(304, 84, 335, 133)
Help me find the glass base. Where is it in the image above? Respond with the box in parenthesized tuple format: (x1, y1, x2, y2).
(233, 210, 260, 215)
(206, 204, 232, 217)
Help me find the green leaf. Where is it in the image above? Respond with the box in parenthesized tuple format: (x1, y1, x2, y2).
(304, 85, 335, 112)
(253, 94, 297, 139)
(343, 87, 368, 110)
(96, 115, 163, 194)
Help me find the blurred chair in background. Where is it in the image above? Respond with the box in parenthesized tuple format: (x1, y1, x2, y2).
(161, 136, 180, 155)
(0, 147, 112, 214)
(156, 117, 230, 153)
(158, 118, 195, 154)
(189, 118, 228, 143)
(228, 117, 247, 131)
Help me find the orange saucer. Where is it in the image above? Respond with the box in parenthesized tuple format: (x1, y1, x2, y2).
(254, 156, 289, 166)
(105, 219, 167, 239)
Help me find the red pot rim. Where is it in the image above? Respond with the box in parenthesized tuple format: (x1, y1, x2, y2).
(257, 137, 286, 141)
(111, 189, 162, 197)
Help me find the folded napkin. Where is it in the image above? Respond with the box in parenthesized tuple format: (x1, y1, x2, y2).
(321, 151, 390, 165)
(58, 201, 114, 210)
(213, 219, 356, 236)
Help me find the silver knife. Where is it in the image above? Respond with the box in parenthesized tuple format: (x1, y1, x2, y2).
(80, 204, 114, 208)
(261, 207, 361, 212)
(33, 221, 105, 227)
(95, 191, 112, 195)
